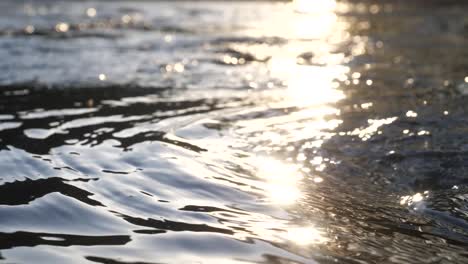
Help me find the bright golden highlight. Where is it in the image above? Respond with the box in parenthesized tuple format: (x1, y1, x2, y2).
(294, 0, 336, 14)
(285, 226, 328, 245)
(255, 157, 302, 205)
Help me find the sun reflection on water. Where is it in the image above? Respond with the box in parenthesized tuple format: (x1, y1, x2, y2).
(294, 0, 336, 14)
(247, 0, 347, 248)
(266, 0, 349, 108)
(269, 60, 348, 107)
(285, 226, 328, 245)
(246, 0, 348, 205)
(254, 157, 303, 205)
(231, 0, 349, 248)
(293, 0, 338, 40)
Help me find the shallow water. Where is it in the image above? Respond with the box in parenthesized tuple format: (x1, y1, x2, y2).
(1, 0, 468, 263)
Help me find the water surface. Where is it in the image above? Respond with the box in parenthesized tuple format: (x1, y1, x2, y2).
(1, 0, 468, 263)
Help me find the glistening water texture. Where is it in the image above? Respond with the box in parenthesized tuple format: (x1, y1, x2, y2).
(1, 0, 468, 263)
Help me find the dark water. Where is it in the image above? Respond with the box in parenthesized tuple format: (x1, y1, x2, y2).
(1, 0, 468, 263)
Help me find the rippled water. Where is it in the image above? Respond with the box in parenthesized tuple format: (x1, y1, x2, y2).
(1, 0, 468, 263)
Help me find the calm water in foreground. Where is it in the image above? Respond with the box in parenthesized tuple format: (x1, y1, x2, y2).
(1, 0, 468, 263)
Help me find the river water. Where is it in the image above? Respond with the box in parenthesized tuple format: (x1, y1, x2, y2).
(1, 0, 468, 263)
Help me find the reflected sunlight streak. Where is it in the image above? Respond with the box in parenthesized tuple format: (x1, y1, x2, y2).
(285, 226, 328, 246)
(268, 0, 348, 107)
(294, 0, 336, 14)
(237, 0, 345, 248)
(254, 157, 303, 205)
